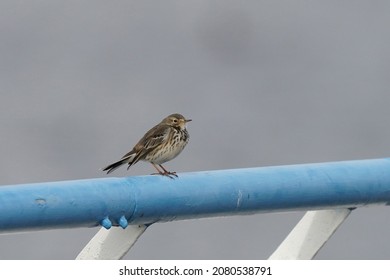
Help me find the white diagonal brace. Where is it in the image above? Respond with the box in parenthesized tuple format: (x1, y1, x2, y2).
(268, 209, 352, 260)
(76, 224, 147, 260)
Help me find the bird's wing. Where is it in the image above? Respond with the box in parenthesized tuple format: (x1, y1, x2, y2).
(122, 125, 171, 168)
(139, 124, 171, 150)
(121, 124, 170, 161)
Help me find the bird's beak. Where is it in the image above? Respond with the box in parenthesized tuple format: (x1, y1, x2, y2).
(185, 119, 192, 122)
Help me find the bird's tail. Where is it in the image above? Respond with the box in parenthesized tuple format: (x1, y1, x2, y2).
(102, 153, 136, 174)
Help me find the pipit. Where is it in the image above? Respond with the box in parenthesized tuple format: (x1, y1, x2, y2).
(103, 113, 191, 178)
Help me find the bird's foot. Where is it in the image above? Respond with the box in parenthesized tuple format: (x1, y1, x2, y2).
(151, 171, 178, 179)
(165, 171, 178, 178)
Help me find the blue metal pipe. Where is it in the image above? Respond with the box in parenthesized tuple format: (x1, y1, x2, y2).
(1, 158, 390, 233)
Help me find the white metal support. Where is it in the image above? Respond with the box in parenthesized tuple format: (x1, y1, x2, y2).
(76, 224, 148, 260)
(268, 208, 352, 260)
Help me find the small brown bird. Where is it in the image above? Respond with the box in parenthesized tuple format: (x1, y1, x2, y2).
(103, 113, 191, 178)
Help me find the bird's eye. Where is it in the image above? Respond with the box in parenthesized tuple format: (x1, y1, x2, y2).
(173, 119, 178, 123)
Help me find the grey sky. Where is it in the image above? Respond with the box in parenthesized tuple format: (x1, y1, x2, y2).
(0, 1, 389, 259)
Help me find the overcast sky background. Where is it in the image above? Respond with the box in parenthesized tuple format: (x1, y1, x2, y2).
(0, 1, 390, 259)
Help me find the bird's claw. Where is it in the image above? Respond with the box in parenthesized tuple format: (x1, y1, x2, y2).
(151, 171, 178, 179)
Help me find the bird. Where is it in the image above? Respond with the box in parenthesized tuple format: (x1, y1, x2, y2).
(102, 113, 191, 178)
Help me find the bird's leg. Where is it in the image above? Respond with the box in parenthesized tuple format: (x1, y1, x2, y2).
(159, 164, 178, 178)
(151, 163, 164, 175)
(150, 163, 175, 179)
(150, 163, 177, 178)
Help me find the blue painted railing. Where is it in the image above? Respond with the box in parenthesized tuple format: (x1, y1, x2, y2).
(1, 158, 390, 233)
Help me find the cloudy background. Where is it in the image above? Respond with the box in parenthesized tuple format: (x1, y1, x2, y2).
(0, 1, 390, 259)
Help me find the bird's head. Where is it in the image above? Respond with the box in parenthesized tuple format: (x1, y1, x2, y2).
(163, 113, 192, 129)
